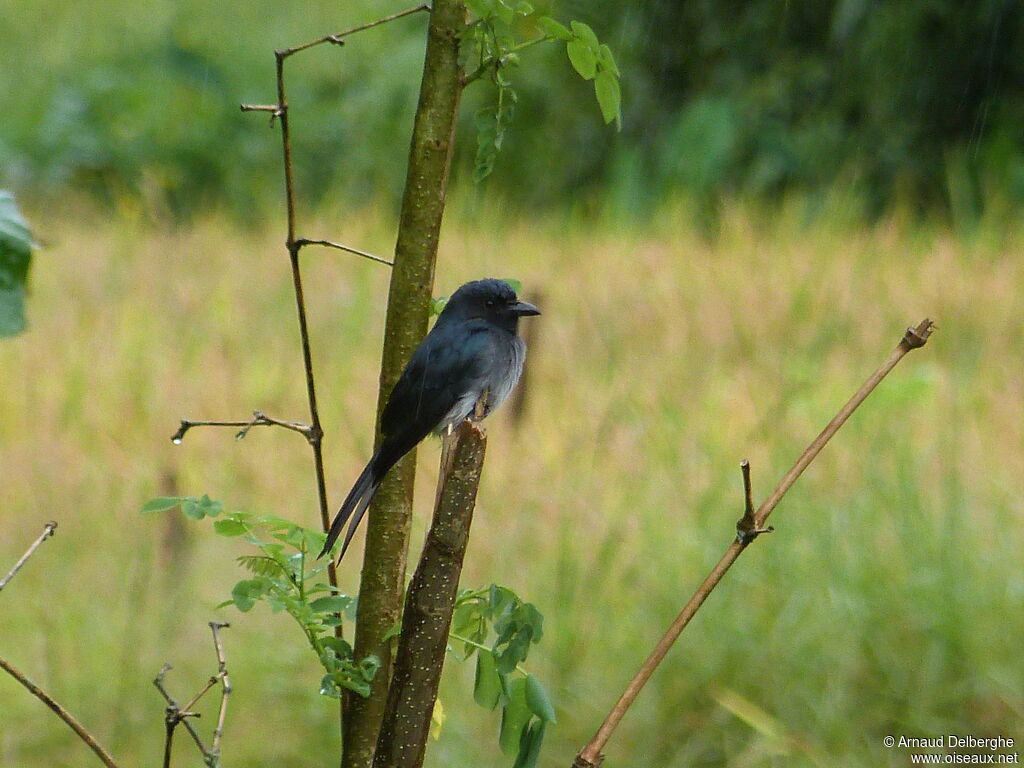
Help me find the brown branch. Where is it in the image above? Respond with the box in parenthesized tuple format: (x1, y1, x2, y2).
(0, 520, 57, 592)
(209, 622, 232, 758)
(0, 655, 120, 768)
(574, 319, 936, 768)
(171, 410, 311, 443)
(373, 419, 488, 768)
(153, 623, 232, 768)
(295, 238, 394, 267)
(154, 664, 208, 762)
(278, 4, 431, 58)
(268, 36, 343, 673)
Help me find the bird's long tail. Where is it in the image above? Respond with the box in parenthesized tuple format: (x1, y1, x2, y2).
(319, 444, 407, 561)
(319, 456, 381, 561)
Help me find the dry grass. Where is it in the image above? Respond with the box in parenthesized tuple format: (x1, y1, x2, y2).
(1, 198, 1021, 766)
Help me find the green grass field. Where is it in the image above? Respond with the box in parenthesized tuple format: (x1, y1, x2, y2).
(1, 198, 1021, 767)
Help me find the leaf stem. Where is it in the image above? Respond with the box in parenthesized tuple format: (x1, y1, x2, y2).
(448, 632, 529, 676)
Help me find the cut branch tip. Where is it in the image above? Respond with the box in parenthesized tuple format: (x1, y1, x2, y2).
(903, 318, 935, 349)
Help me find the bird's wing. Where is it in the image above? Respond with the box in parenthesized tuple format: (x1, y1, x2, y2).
(380, 320, 497, 454)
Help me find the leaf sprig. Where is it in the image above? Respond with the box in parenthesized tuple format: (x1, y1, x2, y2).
(142, 496, 377, 698)
(451, 584, 555, 768)
(462, 2, 622, 181)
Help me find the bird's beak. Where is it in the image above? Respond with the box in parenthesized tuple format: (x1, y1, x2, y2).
(511, 300, 541, 317)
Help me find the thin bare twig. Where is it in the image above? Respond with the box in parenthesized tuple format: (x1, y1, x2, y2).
(268, 33, 340, 604)
(171, 410, 311, 443)
(209, 622, 232, 759)
(295, 238, 393, 266)
(153, 623, 232, 768)
(278, 4, 431, 58)
(574, 319, 936, 768)
(0, 521, 57, 592)
(0, 655, 120, 768)
(154, 664, 207, 762)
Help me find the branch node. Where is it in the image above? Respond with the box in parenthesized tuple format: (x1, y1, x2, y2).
(734, 460, 773, 544)
(903, 318, 935, 349)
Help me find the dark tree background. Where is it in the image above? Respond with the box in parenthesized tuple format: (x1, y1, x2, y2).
(2, 0, 1021, 219)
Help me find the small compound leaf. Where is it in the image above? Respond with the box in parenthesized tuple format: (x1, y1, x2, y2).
(140, 497, 185, 514)
(594, 69, 621, 125)
(569, 20, 599, 49)
(230, 578, 265, 612)
(474, 650, 503, 710)
(566, 38, 597, 80)
(499, 677, 531, 756)
(198, 494, 223, 517)
(321, 636, 354, 658)
(430, 296, 449, 316)
(524, 674, 556, 723)
(465, 0, 495, 17)
(494, 1, 514, 25)
(309, 595, 355, 615)
(537, 16, 572, 40)
(213, 518, 249, 537)
(598, 43, 620, 77)
(359, 654, 382, 682)
(512, 719, 546, 768)
(181, 500, 203, 519)
(320, 674, 341, 698)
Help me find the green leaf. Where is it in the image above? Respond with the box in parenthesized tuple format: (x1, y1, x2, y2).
(230, 578, 265, 612)
(320, 674, 342, 698)
(381, 620, 403, 643)
(537, 16, 572, 40)
(512, 720, 546, 768)
(140, 497, 184, 514)
(594, 70, 622, 125)
(569, 20, 599, 50)
(309, 595, 355, 615)
(430, 296, 448, 317)
(359, 654, 382, 682)
(0, 191, 33, 338)
(465, 0, 494, 17)
(499, 278, 522, 294)
(493, 1, 513, 25)
(598, 43, 620, 77)
(213, 518, 249, 536)
(236, 555, 287, 577)
(499, 677, 532, 756)
(515, 1, 533, 16)
(524, 674, 556, 723)
(566, 39, 597, 80)
(321, 636, 354, 658)
(180, 494, 223, 520)
(473, 650, 503, 710)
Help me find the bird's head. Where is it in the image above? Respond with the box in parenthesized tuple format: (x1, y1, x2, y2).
(440, 278, 541, 332)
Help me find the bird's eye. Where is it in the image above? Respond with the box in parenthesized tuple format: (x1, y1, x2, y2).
(485, 300, 495, 308)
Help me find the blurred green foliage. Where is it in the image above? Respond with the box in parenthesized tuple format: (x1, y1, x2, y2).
(1, 0, 1022, 219)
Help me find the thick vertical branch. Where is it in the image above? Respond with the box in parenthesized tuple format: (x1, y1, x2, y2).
(373, 421, 487, 768)
(345, 3, 467, 767)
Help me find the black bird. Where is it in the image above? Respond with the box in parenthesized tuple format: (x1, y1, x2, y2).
(320, 278, 540, 561)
